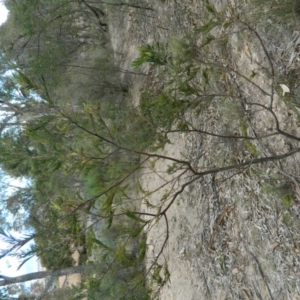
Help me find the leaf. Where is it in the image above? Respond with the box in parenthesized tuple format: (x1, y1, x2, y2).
(202, 34, 215, 47)
(279, 84, 290, 96)
(134, 180, 146, 194)
(163, 263, 171, 283)
(196, 20, 220, 34)
(123, 209, 147, 223)
(139, 234, 147, 260)
(106, 209, 114, 229)
(115, 244, 126, 262)
(223, 20, 232, 29)
(91, 238, 111, 251)
(144, 199, 156, 209)
(102, 191, 115, 213)
(167, 163, 180, 174)
(151, 263, 163, 284)
(205, 4, 217, 15)
(13, 71, 38, 91)
(244, 44, 251, 58)
(130, 224, 146, 238)
(176, 120, 189, 131)
(118, 184, 130, 200)
(202, 68, 210, 86)
(148, 159, 156, 170)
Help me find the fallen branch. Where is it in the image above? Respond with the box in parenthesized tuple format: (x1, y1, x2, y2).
(209, 205, 233, 250)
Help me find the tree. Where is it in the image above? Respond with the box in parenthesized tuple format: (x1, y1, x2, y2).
(1, 0, 300, 299)
(0, 266, 85, 287)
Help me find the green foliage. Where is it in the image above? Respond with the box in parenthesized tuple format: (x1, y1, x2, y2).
(90, 236, 112, 253)
(80, 218, 151, 300)
(245, 141, 260, 157)
(37, 240, 75, 270)
(282, 194, 293, 208)
(131, 24, 239, 133)
(132, 44, 168, 67)
(150, 262, 170, 288)
(140, 92, 187, 130)
(249, 0, 299, 24)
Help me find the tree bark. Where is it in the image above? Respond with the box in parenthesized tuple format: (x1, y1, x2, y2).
(0, 265, 85, 287)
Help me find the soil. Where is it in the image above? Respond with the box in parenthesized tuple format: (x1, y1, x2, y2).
(106, 1, 300, 299)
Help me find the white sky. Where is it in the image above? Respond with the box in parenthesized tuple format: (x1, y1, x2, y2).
(0, 2, 7, 25)
(0, 231, 39, 277)
(0, 4, 40, 282)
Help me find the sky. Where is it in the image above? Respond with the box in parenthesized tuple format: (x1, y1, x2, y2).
(0, 3, 40, 282)
(0, 2, 7, 25)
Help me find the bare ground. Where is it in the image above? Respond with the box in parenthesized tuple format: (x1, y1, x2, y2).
(107, 1, 300, 299)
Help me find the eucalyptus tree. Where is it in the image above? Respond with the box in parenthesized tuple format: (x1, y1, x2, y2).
(0, 266, 86, 287)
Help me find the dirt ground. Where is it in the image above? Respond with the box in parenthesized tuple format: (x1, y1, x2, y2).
(107, 1, 300, 299)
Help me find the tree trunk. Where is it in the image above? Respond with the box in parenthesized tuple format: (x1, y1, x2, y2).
(0, 265, 85, 287)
